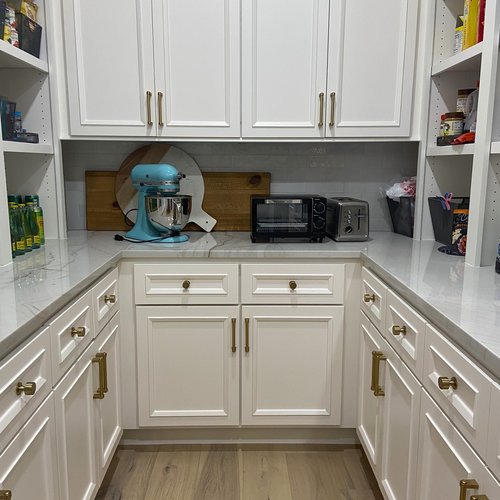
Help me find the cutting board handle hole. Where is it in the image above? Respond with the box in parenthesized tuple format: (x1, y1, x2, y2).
(249, 175, 261, 185)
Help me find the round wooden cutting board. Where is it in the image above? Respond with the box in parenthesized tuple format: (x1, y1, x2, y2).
(114, 143, 217, 231)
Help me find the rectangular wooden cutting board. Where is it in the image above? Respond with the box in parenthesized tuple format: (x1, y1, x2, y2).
(85, 171, 271, 231)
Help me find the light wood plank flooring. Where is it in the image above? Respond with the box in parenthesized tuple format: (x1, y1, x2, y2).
(96, 444, 383, 500)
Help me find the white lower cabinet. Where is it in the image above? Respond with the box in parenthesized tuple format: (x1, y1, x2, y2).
(358, 312, 421, 500)
(54, 313, 121, 500)
(417, 390, 500, 500)
(136, 305, 240, 426)
(0, 394, 59, 500)
(241, 305, 344, 425)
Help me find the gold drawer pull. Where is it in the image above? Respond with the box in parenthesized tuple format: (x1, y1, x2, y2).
(158, 91, 164, 126)
(392, 325, 407, 336)
(459, 479, 479, 500)
(371, 351, 386, 397)
(438, 376, 458, 390)
(104, 294, 116, 304)
(363, 293, 375, 303)
(71, 326, 86, 337)
(329, 91, 335, 126)
(182, 280, 191, 290)
(16, 381, 36, 396)
(289, 280, 297, 291)
(245, 318, 250, 353)
(0, 491, 12, 499)
(146, 90, 153, 126)
(92, 352, 108, 399)
(471, 496, 489, 500)
(318, 92, 324, 127)
(231, 318, 237, 353)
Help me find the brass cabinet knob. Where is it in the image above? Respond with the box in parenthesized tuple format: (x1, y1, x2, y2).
(104, 294, 116, 304)
(289, 280, 297, 291)
(392, 325, 407, 336)
(438, 376, 458, 390)
(182, 280, 191, 290)
(459, 479, 479, 500)
(71, 326, 86, 337)
(363, 293, 375, 303)
(16, 381, 36, 396)
(0, 491, 12, 500)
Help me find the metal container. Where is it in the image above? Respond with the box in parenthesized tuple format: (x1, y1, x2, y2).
(145, 194, 192, 234)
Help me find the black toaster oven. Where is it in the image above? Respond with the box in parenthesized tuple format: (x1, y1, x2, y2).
(250, 195, 327, 242)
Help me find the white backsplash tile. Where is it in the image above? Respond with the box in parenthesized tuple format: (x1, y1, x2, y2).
(62, 141, 418, 231)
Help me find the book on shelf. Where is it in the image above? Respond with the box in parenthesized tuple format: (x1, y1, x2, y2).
(476, 0, 486, 43)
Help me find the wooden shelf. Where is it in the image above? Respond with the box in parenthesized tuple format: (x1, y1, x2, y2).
(427, 143, 475, 156)
(431, 42, 483, 76)
(0, 39, 48, 73)
(2, 141, 53, 154)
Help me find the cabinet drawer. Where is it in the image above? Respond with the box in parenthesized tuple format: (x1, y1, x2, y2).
(0, 327, 52, 451)
(241, 263, 344, 304)
(134, 263, 239, 305)
(385, 290, 427, 378)
(92, 267, 119, 334)
(50, 290, 94, 383)
(424, 324, 492, 457)
(360, 267, 387, 332)
(487, 382, 500, 480)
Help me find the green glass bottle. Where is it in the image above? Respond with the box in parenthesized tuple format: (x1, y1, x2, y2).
(8, 203, 17, 258)
(25, 194, 44, 245)
(18, 203, 33, 252)
(9, 202, 25, 255)
(26, 202, 40, 249)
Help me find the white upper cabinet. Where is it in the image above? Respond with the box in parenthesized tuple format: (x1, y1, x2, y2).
(63, 0, 156, 136)
(326, 0, 418, 137)
(241, 0, 330, 138)
(153, 0, 240, 137)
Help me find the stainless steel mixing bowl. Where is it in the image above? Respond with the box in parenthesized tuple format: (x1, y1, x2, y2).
(145, 194, 192, 233)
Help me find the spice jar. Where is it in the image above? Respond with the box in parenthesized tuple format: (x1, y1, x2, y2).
(442, 112, 464, 136)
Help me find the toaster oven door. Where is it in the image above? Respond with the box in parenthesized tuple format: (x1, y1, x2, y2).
(253, 198, 311, 237)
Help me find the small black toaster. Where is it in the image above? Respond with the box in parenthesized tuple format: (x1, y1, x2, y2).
(326, 198, 369, 241)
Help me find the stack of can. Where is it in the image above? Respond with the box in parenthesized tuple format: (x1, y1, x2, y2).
(7, 194, 45, 258)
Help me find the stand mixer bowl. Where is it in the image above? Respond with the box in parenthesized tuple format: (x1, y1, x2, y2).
(145, 194, 192, 234)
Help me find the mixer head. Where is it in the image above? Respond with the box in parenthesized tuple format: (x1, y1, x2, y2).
(130, 163, 184, 194)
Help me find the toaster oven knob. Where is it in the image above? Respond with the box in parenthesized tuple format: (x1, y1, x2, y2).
(314, 202, 326, 214)
(314, 219, 325, 229)
(345, 225, 353, 233)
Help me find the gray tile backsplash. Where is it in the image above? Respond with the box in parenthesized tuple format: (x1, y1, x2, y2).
(62, 141, 418, 232)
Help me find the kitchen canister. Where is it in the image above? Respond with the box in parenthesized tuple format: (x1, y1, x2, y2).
(442, 112, 464, 136)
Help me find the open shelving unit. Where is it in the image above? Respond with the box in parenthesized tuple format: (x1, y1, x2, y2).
(0, 0, 63, 266)
(415, 0, 500, 267)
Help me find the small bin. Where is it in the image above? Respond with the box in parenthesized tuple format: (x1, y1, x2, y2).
(15, 13, 41, 58)
(428, 197, 470, 245)
(386, 196, 414, 237)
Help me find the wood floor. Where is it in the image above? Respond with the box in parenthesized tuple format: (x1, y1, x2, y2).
(96, 444, 383, 500)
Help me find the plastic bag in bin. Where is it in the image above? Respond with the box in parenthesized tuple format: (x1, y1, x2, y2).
(385, 176, 416, 200)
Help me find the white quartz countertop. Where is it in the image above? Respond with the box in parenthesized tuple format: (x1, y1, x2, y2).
(1, 231, 499, 381)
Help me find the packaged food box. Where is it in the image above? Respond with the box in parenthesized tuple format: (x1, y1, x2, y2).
(0, 99, 16, 140)
(0, 2, 6, 40)
(15, 12, 41, 57)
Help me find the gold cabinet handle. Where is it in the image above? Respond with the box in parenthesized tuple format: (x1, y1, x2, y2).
(104, 294, 116, 304)
(438, 376, 458, 390)
(231, 318, 237, 353)
(459, 479, 479, 500)
(371, 351, 386, 397)
(182, 280, 191, 290)
(71, 326, 86, 337)
(0, 491, 12, 500)
(471, 496, 489, 500)
(363, 293, 375, 303)
(245, 318, 250, 353)
(392, 325, 407, 336)
(329, 92, 335, 126)
(146, 90, 153, 126)
(158, 91, 164, 126)
(289, 280, 297, 291)
(318, 92, 324, 127)
(92, 352, 107, 399)
(16, 381, 36, 396)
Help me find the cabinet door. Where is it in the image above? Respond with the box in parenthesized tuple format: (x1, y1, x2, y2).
(153, 0, 240, 137)
(63, 0, 156, 136)
(0, 395, 59, 500)
(136, 306, 240, 426)
(241, 305, 343, 425)
(241, 0, 330, 138)
(416, 391, 500, 500)
(326, 0, 418, 137)
(54, 343, 99, 500)
(94, 313, 122, 483)
(357, 312, 384, 471)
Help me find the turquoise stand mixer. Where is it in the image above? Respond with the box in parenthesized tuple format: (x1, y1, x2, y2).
(124, 163, 192, 243)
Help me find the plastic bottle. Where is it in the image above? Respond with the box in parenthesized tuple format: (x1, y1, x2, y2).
(9, 202, 25, 255)
(18, 203, 33, 252)
(25, 194, 44, 245)
(26, 201, 40, 248)
(8, 203, 17, 258)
